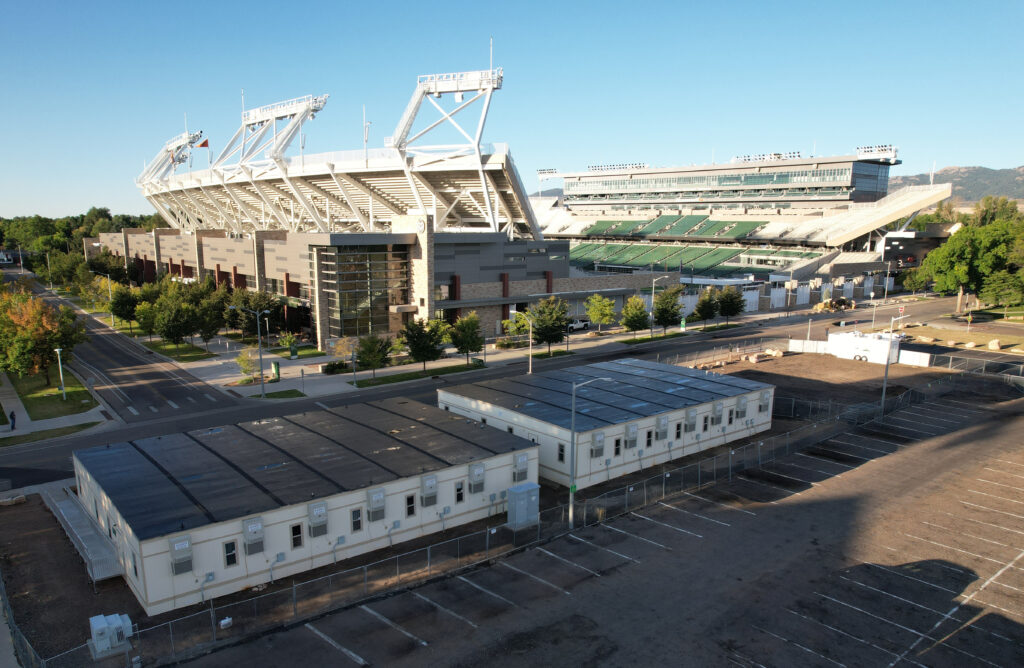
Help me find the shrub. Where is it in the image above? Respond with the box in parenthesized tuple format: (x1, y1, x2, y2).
(321, 360, 350, 374)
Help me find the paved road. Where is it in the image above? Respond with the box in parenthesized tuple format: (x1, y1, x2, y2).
(0, 295, 963, 490)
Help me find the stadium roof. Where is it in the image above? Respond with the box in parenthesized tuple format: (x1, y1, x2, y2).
(440, 358, 772, 433)
(74, 398, 531, 541)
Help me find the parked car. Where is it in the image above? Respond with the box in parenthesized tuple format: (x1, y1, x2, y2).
(566, 318, 590, 332)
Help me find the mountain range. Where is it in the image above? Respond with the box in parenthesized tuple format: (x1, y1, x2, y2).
(889, 166, 1024, 202)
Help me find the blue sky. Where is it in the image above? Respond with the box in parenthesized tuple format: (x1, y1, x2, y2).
(2, 0, 1021, 217)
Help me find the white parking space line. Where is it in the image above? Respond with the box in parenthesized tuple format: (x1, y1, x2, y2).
(569, 533, 640, 562)
(204, 393, 216, 402)
(751, 624, 845, 667)
(683, 491, 756, 515)
(148, 405, 159, 413)
(922, 521, 1021, 551)
(962, 501, 1024, 521)
(411, 591, 478, 628)
(867, 562, 960, 595)
(935, 398, 988, 411)
(810, 445, 870, 462)
(884, 415, 944, 432)
(969, 489, 1024, 506)
(828, 438, 891, 455)
(881, 545, 973, 575)
(975, 478, 1024, 494)
(796, 452, 854, 470)
(775, 459, 835, 477)
(728, 650, 768, 668)
(602, 523, 671, 550)
(902, 532, 1008, 566)
(736, 475, 799, 497)
(993, 458, 1024, 469)
(537, 547, 602, 577)
(127, 406, 139, 416)
(360, 605, 428, 646)
(786, 608, 922, 666)
(910, 403, 979, 419)
(305, 623, 368, 665)
(457, 575, 519, 607)
(500, 561, 571, 595)
(167, 400, 179, 409)
(631, 512, 703, 538)
(899, 407, 966, 425)
(941, 511, 1024, 537)
(984, 467, 1024, 481)
(658, 501, 730, 526)
(315, 401, 330, 410)
(853, 434, 907, 448)
(187, 396, 197, 404)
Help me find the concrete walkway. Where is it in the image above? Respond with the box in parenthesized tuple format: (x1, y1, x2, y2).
(0, 372, 108, 438)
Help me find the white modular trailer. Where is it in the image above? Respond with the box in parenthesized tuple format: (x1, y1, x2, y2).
(73, 398, 537, 616)
(827, 331, 901, 364)
(437, 359, 774, 491)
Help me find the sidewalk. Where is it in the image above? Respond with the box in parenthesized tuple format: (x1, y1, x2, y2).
(0, 372, 108, 438)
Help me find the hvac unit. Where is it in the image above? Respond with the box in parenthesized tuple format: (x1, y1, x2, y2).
(507, 482, 540, 530)
(512, 453, 529, 483)
(88, 613, 133, 659)
(468, 463, 486, 494)
(655, 416, 669, 441)
(308, 501, 328, 538)
(625, 424, 638, 449)
(243, 517, 265, 555)
(421, 474, 438, 507)
(367, 488, 386, 522)
(169, 536, 192, 576)
(590, 433, 605, 459)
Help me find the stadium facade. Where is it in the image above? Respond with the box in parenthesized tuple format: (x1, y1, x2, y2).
(91, 69, 953, 347)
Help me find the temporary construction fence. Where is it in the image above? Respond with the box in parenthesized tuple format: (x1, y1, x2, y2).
(22, 372, 967, 667)
(929, 353, 1024, 378)
(669, 337, 789, 368)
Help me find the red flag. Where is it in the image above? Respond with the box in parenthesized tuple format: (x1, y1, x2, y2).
(196, 139, 209, 148)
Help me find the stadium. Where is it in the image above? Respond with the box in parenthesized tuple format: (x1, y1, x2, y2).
(90, 68, 953, 347)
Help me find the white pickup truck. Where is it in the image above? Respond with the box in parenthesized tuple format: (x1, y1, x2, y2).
(566, 318, 590, 332)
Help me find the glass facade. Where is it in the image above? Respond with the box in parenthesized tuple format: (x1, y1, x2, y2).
(314, 245, 409, 338)
(565, 167, 852, 194)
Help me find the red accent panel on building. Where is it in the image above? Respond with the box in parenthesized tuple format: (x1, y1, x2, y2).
(452, 275, 461, 300)
(501, 273, 509, 298)
(502, 304, 510, 320)
(545, 270, 553, 293)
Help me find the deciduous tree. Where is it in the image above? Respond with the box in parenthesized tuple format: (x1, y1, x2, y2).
(717, 286, 745, 324)
(584, 294, 616, 333)
(527, 296, 569, 354)
(356, 333, 392, 378)
(619, 295, 650, 333)
(449, 311, 485, 365)
(401, 318, 450, 372)
(652, 285, 684, 334)
(694, 289, 719, 328)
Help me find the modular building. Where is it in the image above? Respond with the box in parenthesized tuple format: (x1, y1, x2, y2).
(73, 398, 538, 616)
(437, 358, 774, 491)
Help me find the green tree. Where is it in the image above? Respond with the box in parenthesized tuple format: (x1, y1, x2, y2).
(652, 285, 684, 335)
(918, 226, 982, 312)
(356, 333, 392, 378)
(135, 301, 158, 341)
(900, 268, 928, 293)
(527, 296, 569, 354)
(400, 318, 450, 372)
(195, 297, 226, 351)
(979, 270, 1024, 315)
(0, 288, 87, 385)
(717, 286, 745, 324)
(449, 311, 485, 365)
(619, 295, 650, 333)
(235, 348, 257, 379)
(109, 285, 138, 334)
(972, 196, 1020, 227)
(154, 296, 197, 349)
(584, 294, 616, 333)
(501, 312, 530, 337)
(694, 289, 719, 328)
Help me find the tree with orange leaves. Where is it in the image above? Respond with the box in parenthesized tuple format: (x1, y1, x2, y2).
(0, 282, 86, 385)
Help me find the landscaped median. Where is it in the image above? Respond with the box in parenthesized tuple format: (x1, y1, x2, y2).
(140, 339, 216, 363)
(349, 360, 485, 388)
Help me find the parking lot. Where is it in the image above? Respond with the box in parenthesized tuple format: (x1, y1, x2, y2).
(186, 386, 1024, 667)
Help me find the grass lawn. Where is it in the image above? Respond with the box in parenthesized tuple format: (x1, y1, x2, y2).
(975, 306, 1024, 321)
(622, 331, 691, 345)
(259, 389, 306, 399)
(351, 361, 485, 388)
(9, 369, 98, 420)
(270, 346, 325, 359)
(531, 349, 574, 359)
(900, 325, 1024, 350)
(0, 422, 99, 448)
(142, 339, 217, 363)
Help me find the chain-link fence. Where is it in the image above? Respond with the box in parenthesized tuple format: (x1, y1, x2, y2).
(670, 337, 789, 368)
(23, 370, 968, 667)
(930, 353, 1024, 378)
(0, 565, 46, 668)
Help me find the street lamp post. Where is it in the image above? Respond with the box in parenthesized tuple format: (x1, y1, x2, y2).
(882, 261, 891, 303)
(230, 305, 270, 398)
(54, 348, 66, 400)
(17, 245, 23, 274)
(519, 312, 536, 375)
(870, 291, 877, 329)
(650, 275, 670, 339)
(879, 314, 906, 418)
(569, 376, 612, 530)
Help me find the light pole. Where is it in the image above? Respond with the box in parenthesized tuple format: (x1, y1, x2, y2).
(54, 348, 66, 400)
(882, 261, 891, 303)
(569, 376, 612, 529)
(870, 291, 877, 330)
(650, 275, 670, 339)
(519, 312, 536, 375)
(230, 305, 270, 398)
(18, 244, 23, 274)
(90, 270, 114, 328)
(879, 314, 906, 418)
